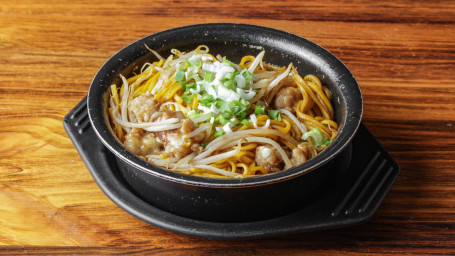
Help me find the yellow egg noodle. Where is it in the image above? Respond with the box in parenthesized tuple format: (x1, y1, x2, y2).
(108, 45, 338, 178)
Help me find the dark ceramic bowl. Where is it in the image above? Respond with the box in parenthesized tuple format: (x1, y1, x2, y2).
(87, 23, 363, 222)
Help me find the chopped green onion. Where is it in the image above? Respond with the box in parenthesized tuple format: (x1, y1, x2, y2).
(240, 119, 251, 126)
(230, 100, 248, 115)
(224, 72, 234, 80)
(188, 56, 202, 67)
(230, 119, 240, 125)
(302, 128, 331, 147)
(185, 67, 198, 81)
(221, 100, 248, 119)
(223, 80, 234, 89)
(175, 69, 185, 82)
(215, 115, 230, 125)
(216, 100, 230, 113)
(182, 93, 195, 104)
(240, 68, 253, 84)
(201, 142, 209, 148)
(214, 130, 225, 138)
(268, 110, 281, 121)
(188, 74, 201, 82)
(200, 93, 215, 107)
(212, 99, 249, 120)
(187, 110, 200, 119)
(185, 83, 197, 91)
(223, 56, 236, 67)
(255, 105, 266, 115)
(205, 72, 215, 82)
(222, 112, 231, 119)
(179, 81, 187, 90)
(236, 112, 247, 120)
(184, 61, 191, 68)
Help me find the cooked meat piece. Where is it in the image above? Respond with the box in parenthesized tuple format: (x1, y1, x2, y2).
(255, 145, 283, 173)
(190, 143, 203, 155)
(273, 86, 302, 114)
(128, 93, 158, 122)
(155, 131, 193, 159)
(180, 118, 195, 135)
(157, 110, 185, 121)
(124, 128, 161, 156)
(291, 144, 310, 166)
(180, 118, 206, 143)
(154, 111, 203, 159)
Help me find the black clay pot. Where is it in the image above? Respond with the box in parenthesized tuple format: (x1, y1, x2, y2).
(87, 23, 363, 223)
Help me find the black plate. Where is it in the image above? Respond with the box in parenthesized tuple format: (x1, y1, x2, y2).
(64, 97, 400, 239)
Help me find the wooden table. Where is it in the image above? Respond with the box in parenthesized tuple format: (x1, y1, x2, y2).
(1, 0, 454, 254)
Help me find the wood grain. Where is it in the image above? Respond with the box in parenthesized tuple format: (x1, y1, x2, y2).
(0, 0, 454, 254)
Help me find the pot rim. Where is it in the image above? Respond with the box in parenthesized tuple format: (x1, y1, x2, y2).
(87, 23, 363, 188)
